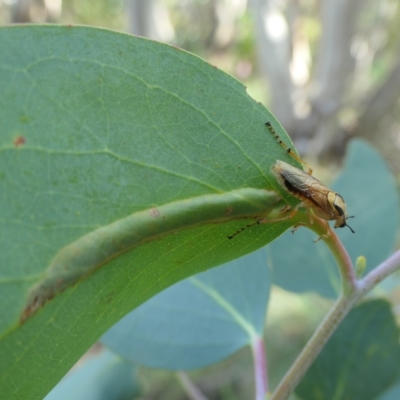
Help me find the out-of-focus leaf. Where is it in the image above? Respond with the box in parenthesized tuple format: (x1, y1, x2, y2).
(45, 349, 140, 400)
(378, 380, 400, 400)
(296, 299, 400, 400)
(102, 249, 270, 369)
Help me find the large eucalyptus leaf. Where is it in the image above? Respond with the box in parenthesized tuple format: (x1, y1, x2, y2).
(0, 25, 298, 399)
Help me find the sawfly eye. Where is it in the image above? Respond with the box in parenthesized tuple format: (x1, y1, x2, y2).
(334, 204, 344, 216)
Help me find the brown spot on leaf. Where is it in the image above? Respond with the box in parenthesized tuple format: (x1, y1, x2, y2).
(149, 208, 160, 217)
(225, 206, 233, 216)
(19, 115, 29, 124)
(20, 291, 55, 323)
(14, 136, 26, 147)
(20, 277, 67, 323)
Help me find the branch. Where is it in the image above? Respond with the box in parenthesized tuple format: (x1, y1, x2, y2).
(271, 294, 358, 400)
(126, 0, 174, 42)
(313, 0, 361, 115)
(359, 250, 400, 294)
(355, 60, 400, 137)
(248, 0, 294, 129)
(177, 371, 210, 400)
(251, 336, 269, 400)
(271, 215, 400, 400)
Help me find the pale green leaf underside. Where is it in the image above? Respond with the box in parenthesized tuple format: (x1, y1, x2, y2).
(102, 250, 271, 370)
(44, 349, 140, 400)
(0, 26, 298, 399)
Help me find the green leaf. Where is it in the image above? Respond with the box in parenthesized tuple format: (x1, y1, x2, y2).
(296, 299, 400, 400)
(332, 140, 398, 268)
(102, 249, 270, 369)
(270, 140, 399, 297)
(0, 26, 297, 398)
(44, 349, 141, 400)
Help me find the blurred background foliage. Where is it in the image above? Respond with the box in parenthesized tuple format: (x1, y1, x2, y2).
(3, 1, 400, 399)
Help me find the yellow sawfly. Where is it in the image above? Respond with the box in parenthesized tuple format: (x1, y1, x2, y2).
(228, 122, 354, 239)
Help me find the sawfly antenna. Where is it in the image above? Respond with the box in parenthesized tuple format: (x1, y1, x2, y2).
(265, 121, 313, 175)
(346, 216, 355, 233)
(346, 223, 355, 233)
